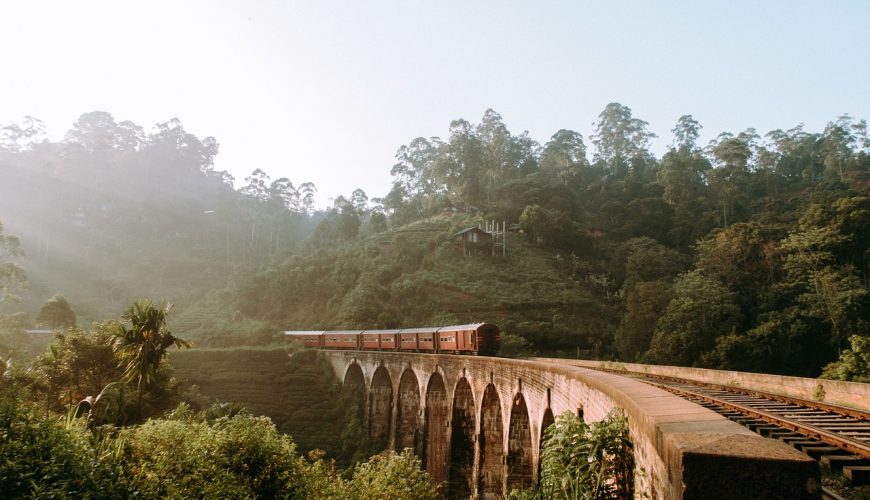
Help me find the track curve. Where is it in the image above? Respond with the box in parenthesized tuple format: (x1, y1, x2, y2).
(590, 367, 870, 492)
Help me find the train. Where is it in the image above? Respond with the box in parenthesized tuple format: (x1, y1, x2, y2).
(283, 323, 500, 356)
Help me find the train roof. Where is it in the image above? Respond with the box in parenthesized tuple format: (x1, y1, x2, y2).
(396, 326, 441, 334)
(435, 323, 498, 332)
(283, 323, 499, 337)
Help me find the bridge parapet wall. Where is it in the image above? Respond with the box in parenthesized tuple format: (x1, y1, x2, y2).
(540, 358, 870, 412)
(322, 351, 818, 499)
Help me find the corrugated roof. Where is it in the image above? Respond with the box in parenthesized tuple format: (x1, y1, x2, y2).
(453, 227, 488, 237)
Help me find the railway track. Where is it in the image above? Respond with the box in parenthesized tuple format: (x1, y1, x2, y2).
(595, 368, 870, 496)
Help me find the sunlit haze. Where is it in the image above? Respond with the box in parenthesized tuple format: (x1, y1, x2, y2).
(2, 0, 868, 205)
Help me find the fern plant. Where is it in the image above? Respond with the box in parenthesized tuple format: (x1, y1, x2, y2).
(510, 409, 633, 500)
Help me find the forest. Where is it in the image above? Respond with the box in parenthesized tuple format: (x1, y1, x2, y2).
(1, 103, 868, 497)
(1, 103, 869, 379)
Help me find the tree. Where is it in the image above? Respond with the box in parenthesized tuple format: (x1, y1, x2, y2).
(540, 129, 588, 185)
(820, 115, 858, 181)
(780, 203, 870, 349)
(0, 116, 46, 152)
(32, 323, 124, 411)
(518, 204, 567, 246)
(0, 221, 26, 303)
(36, 295, 77, 329)
(706, 130, 758, 226)
(432, 119, 484, 209)
(112, 299, 190, 396)
(241, 169, 271, 202)
(615, 281, 673, 361)
(671, 114, 702, 152)
(695, 222, 782, 319)
(821, 335, 870, 382)
(64, 111, 125, 152)
(646, 271, 741, 366)
(348, 450, 437, 500)
(591, 102, 655, 177)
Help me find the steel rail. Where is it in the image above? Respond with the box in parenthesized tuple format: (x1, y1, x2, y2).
(647, 380, 870, 460)
(608, 369, 870, 421)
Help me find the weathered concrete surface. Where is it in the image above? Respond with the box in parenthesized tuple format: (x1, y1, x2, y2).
(538, 358, 870, 412)
(323, 351, 819, 499)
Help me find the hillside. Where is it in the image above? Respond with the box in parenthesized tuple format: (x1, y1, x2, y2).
(3, 105, 869, 378)
(0, 112, 317, 324)
(170, 348, 353, 462)
(176, 212, 617, 357)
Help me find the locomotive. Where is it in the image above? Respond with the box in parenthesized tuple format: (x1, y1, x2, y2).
(284, 323, 500, 356)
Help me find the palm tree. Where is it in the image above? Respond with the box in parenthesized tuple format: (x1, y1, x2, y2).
(112, 299, 190, 412)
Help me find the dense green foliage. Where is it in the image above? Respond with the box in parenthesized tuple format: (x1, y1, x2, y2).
(232, 216, 614, 355)
(509, 410, 633, 499)
(36, 295, 78, 329)
(119, 411, 311, 498)
(3, 104, 869, 375)
(0, 297, 436, 498)
(0, 386, 437, 499)
(224, 105, 869, 375)
(821, 335, 870, 383)
(0, 388, 125, 498)
(347, 450, 438, 500)
(22, 300, 192, 426)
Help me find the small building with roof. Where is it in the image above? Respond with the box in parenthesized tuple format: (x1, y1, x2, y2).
(453, 227, 493, 257)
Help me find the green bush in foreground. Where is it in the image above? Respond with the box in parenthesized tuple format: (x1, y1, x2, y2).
(348, 449, 438, 500)
(0, 389, 438, 499)
(510, 409, 633, 500)
(0, 387, 126, 499)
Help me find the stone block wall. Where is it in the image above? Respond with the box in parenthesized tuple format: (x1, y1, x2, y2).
(322, 352, 819, 499)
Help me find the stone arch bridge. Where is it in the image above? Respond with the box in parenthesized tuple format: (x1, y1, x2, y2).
(323, 351, 818, 500)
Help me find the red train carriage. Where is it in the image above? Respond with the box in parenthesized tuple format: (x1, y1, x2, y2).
(468, 322, 500, 356)
(322, 331, 361, 350)
(284, 323, 500, 356)
(282, 331, 325, 348)
(398, 327, 439, 352)
(436, 323, 500, 355)
(399, 331, 419, 350)
(361, 329, 400, 351)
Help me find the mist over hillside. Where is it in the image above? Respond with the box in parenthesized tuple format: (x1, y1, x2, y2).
(0, 112, 319, 322)
(2, 105, 869, 377)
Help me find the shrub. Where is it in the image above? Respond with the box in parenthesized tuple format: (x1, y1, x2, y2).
(348, 449, 438, 500)
(0, 388, 126, 498)
(118, 413, 311, 498)
(510, 409, 633, 500)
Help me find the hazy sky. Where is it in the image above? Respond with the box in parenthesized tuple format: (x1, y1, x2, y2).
(2, 1, 868, 206)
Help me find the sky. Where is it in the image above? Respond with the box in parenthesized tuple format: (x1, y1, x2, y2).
(1, 1, 868, 206)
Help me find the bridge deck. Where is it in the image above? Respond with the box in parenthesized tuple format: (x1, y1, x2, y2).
(324, 351, 819, 499)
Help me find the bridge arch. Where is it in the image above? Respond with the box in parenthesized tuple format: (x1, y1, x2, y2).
(423, 371, 448, 492)
(448, 376, 476, 499)
(540, 407, 555, 443)
(342, 362, 367, 431)
(369, 365, 393, 451)
(537, 407, 555, 484)
(507, 392, 533, 492)
(343, 362, 365, 387)
(323, 351, 820, 500)
(395, 368, 421, 456)
(478, 383, 504, 499)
